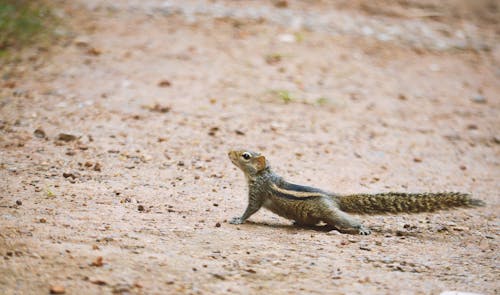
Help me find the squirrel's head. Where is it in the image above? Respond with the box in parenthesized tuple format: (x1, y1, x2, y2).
(228, 150, 268, 176)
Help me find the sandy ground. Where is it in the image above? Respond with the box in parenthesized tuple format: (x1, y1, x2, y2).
(1, 1, 499, 294)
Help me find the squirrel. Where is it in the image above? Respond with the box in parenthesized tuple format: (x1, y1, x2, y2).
(227, 150, 484, 235)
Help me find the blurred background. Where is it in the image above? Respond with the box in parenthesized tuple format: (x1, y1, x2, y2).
(1, 1, 499, 294)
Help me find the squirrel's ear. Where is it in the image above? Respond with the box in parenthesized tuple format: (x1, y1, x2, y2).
(254, 155, 267, 171)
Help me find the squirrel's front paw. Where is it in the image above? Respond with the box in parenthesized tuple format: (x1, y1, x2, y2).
(358, 226, 372, 235)
(229, 217, 244, 225)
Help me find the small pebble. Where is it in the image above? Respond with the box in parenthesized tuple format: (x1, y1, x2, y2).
(93, 162, 102, 172)
(359, 246, 371, 251)
(436, 225, 448, 232)
(62, 172, 76, 179)
(57, 133, 77, 142)
(327, 230, 341, 235)
(50, 285, 65, 294)
(158, 79, 172, 87)
(471, 94, 486, 104)
(16, 200, 22, 206)
(34, 128, 46, 138)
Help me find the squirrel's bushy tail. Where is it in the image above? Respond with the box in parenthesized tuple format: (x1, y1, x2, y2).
(337, 192, 484, 214)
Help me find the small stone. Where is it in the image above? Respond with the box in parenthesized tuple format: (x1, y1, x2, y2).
(86, 47, 101, 56)
(144, 103, 171, 113)
(112, 284, 131, 294)
(265, 54, 282, 65)
(57, 133, 77, 142)
(274, 0, 288, 8)
(413, 157, 422, 163)
(327, 230, 341, 235)
(50, 285, 65, 294)
(435, 225, 448, 232)
(74, 35, 90, 47)
(62, 172, 76, 179)
(215, 222, 221, 228)
(395, 230, 405, 236)
(208, 126, 219, 136)
(34, 128, 46, 138)
(3, 81, 16, 88)
(277, 34, 295, 43)
(93, 162, 102, 172)
(471, 94, 487, 104)
(212, 273, 225, 280)
(158, 80, 172, 87)
(39, 218, 47, 223)
(359, 246, 371, 251)
(16, 200, 22, 206)
(90, 279, 107, 286)
(479, 239, 489, 251)
(138, 205, 145, 212)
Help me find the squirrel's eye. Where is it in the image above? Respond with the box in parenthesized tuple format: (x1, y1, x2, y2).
(242, 152, 251, 160)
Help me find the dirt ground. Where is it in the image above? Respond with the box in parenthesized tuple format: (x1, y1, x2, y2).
(1, 1, 499, 294)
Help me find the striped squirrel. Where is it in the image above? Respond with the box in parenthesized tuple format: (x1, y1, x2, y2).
(228, 150, 484, 235)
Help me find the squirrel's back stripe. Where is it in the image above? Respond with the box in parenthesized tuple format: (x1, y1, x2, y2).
(270, 183, 327, 200)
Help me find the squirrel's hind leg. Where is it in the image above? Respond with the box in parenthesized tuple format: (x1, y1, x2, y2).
(320, 207, 371, 235)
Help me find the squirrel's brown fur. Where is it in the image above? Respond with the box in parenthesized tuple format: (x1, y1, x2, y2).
(228, 150, 484, 235)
